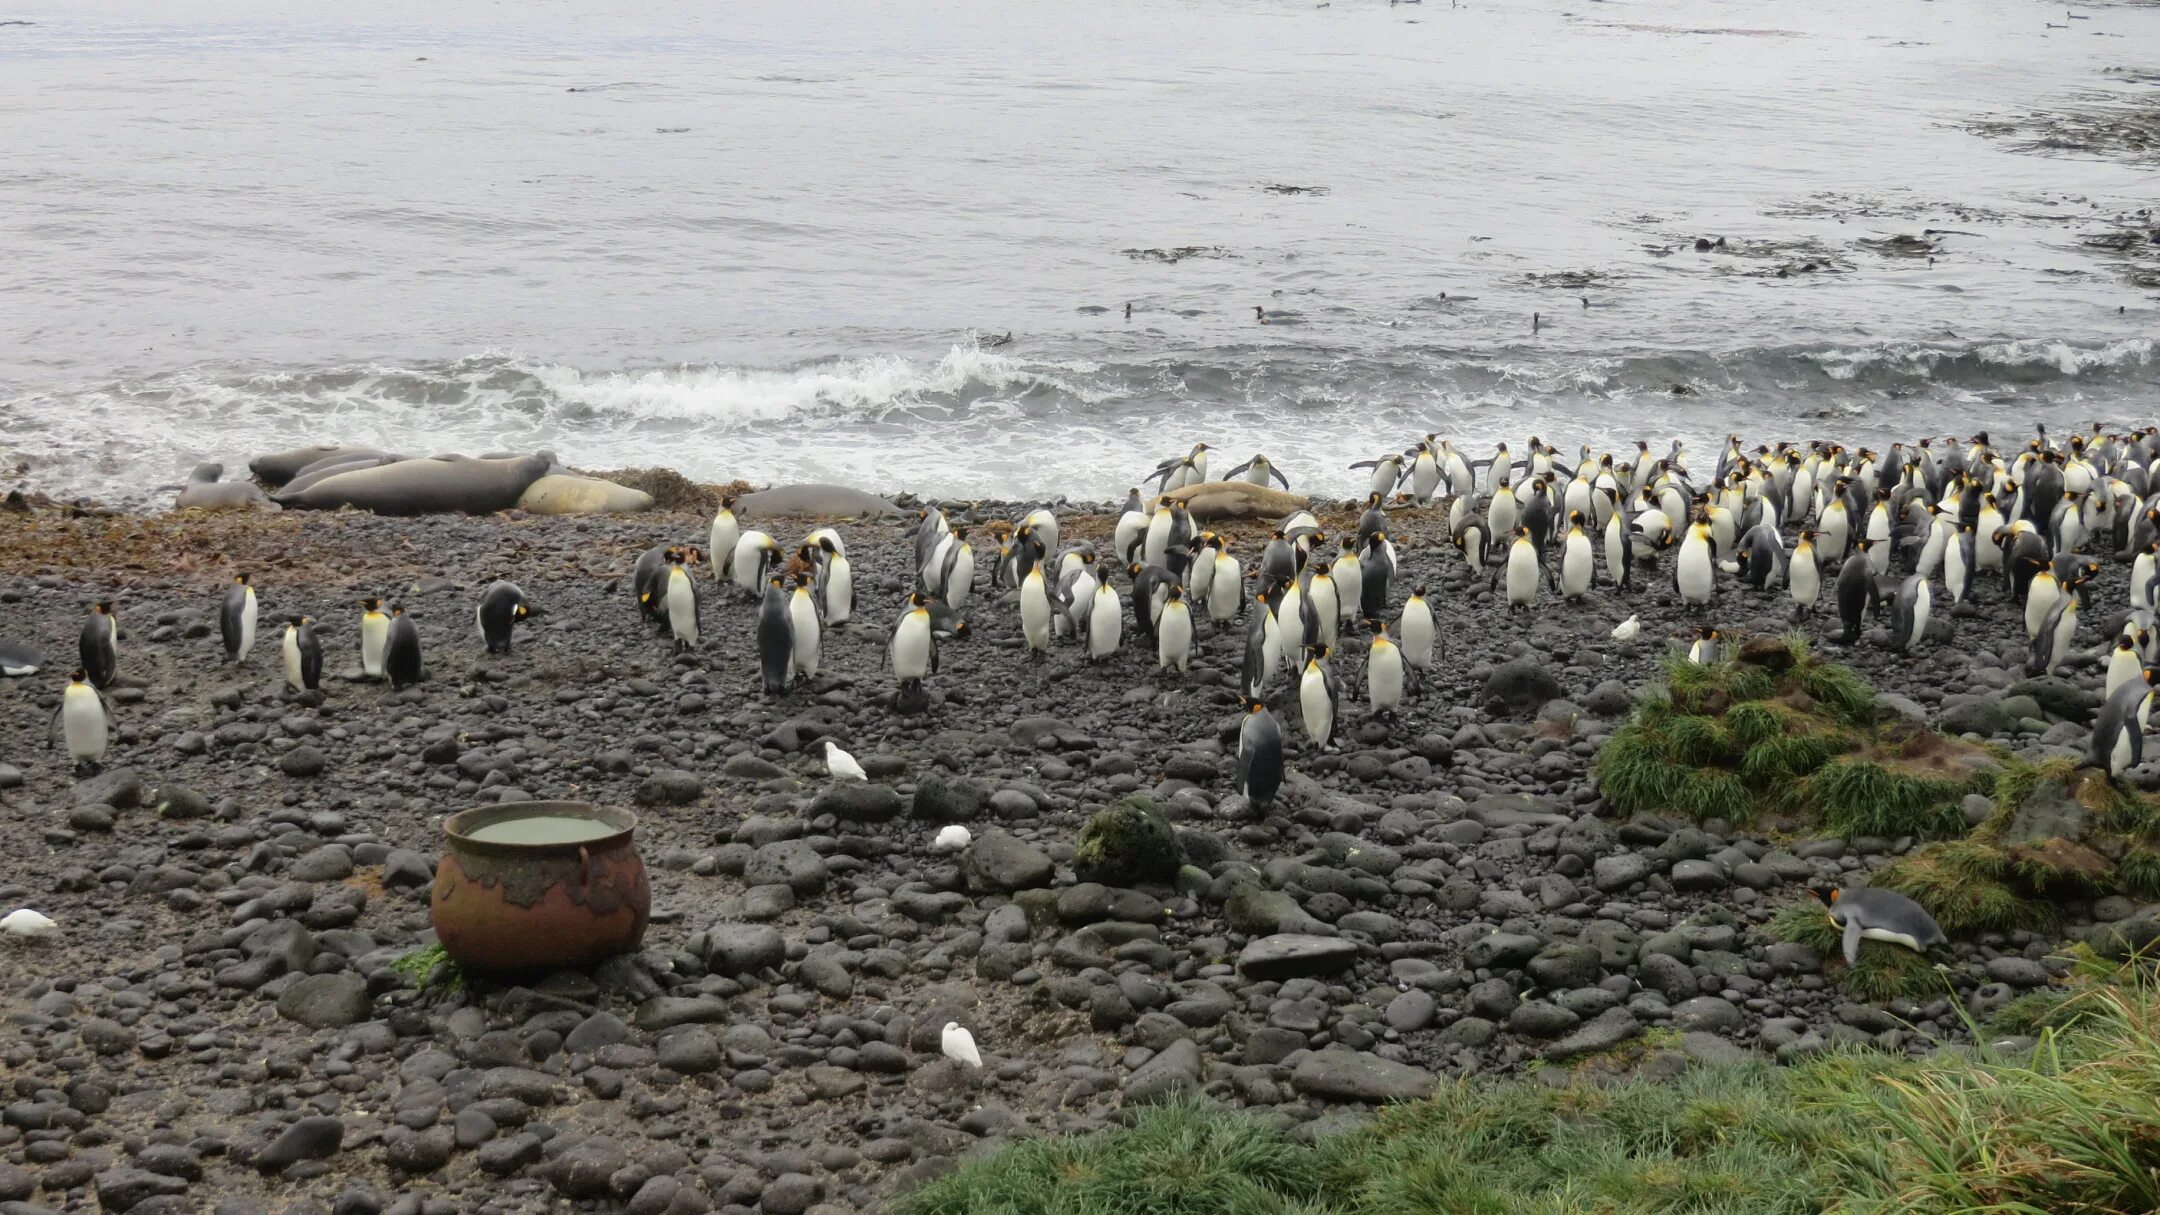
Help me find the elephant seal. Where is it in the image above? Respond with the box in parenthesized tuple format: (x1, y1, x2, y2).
(516, 474, 656, 515)
(275, 452, 554, 515)
(280, 453, 407, 496)
(1155, 480, 1309, 521)
(249, 445, 394, 487)
(737, 483, 904, 518)
(175, 463, 280, 513)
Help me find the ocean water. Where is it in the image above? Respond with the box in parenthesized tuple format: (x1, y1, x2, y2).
(1, 0, 2155, 506)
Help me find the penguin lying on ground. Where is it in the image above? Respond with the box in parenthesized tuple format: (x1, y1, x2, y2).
(1812, 886, 1946, 965)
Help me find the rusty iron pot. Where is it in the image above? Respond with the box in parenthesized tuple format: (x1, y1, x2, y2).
(430, 801, 650, 973)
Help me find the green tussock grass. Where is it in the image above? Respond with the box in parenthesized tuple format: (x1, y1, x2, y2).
(902, 984, 2160, 1215)
(1768, 903, 1943, 1003)
(1870, 840, 2057, 938)
(1806, 758, 1967, 841)
(2119, 848, 2160, 900)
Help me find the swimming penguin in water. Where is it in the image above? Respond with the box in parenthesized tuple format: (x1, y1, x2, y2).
(359, 596, 390, 678)
(709, 495, 741, 583)
(53, 669, 111, 777)
(221, 574, 258, 665)
(79, 601, 118, 690)
(1237, 696, 1285, 815)
(757, 576, 792, 694)
(1813, 886, 1946, 965)
(1367, 623, 1405, 717)
(1888, 574, 1932, 654)
(1298, 644, 1339, 750)
(1157, 584, 1194, 673)
(282, 615, 323, 692)
(475, 580, 534, 655)
(665, 551, 701, 651)
(1222, 454, 1291, 490)
(385, 605, 423, 690)
(2092, 675, 2156, 777)
(788, 575, 821, 683)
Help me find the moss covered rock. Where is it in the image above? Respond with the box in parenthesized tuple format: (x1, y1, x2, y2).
(1074, 796, 1182, 887)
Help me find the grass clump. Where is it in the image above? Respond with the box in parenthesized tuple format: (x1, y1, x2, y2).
(1870, 839, 2057, 938)
(1806, 758, 1967, 840)
(390, 943, 464, 999)
(1768, 902, 1942, 1002)
(1072, 796, 1182, 887)
(901, 985, 2160, 1215)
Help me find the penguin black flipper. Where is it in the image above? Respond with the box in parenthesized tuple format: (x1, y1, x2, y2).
(1266, 465, 1291, 490)
(1221, 458, 1256, 481)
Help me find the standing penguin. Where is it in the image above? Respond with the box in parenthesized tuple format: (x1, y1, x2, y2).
(2092, 676, 2155, 777)
(709, 495, 741, 583)
(1790, 531, 1821, 617)
(1943, 525, 1975, 605)
(665, 552, 701, 651)
(1237, 697, 1285, 816)
(924, 528, 976, 610)
(1208, 541, 1243, 624)
(1889, 575, 1933, 654)
(2026, 586, 2081, 677)
(1674, 521, 1717, 611)
(1087, 580, 1124, 663)
(1823, 548, 1869, 643)
(889, 593, 937, 694)
(757, 576, 792, 694)
(475, 580, 533, 655)
(359, 597, 391, 678)
(1687, 626, 1723, 665)
(1298, 644, 1339, 750)
(1501, 527, 1543, 612)
(1307, 569, 1342, 648)
(1019, 566, 1056, 660)
(1157, 585, 1194, 673)
(221, 574, 258, 665)
(1399, 588, 1435, 672)
(385, 606, 423, 691)
(1559, 513, 1595, 600)
(53, 670, 110, 777)
(732, 532, 779, 597)
(1367, 624, 1405, 718)
(2105, 633, 2144, 699)
(632, 544, 678, 627)
(814, 535, 854, 626)
(1112, 491, 1149, 565)
(2024, 568, 2061, 642)
(282, 615, 323, 692)
(79, 601, 118, 690)
(788, 575, 821, 683)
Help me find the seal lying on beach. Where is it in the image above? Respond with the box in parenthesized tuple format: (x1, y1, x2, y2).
(737, 483, 904, 518)
(1154, 480, 1309, 521)
(274, 452, 555, 516)
(517, 474, 655, 515)
(175, 463, 279, 513)
(278, 453, 408, 497)
(249, 445, 396, 487)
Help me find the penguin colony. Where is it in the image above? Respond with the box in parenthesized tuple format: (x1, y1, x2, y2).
(10, 428, 2140, 975)
(41, 425, 2160, 832)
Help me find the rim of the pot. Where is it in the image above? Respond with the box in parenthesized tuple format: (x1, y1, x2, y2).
(442, 801, 637, 858)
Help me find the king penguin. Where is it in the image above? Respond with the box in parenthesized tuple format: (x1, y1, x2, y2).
(1815, 886, 1945, 964)
(79, 600, 118, 690)
(816, 535, 854, 626)
(757, 576, 792, 694)
(54, 669, 110, 777)
(384, 605, 423, 691)
(359, 596, 390, 678)
(1299, 643, 1339, 750)
(788, 575, 821, 683)
(1367, 623, 1405, 717)
(1834, 546, 1876, 643)
(733, 532, 779, 598)
(1558, 512, 1594, 600)
(2105, 633, 2143, 698)
(1399, 588, 1435, 672)
(282, 615, 323, 692)
(1237, 696, 1285, 816)
(1020, 565, 1054, 659)
(1790, 531, 1821, 617)
(2091, 676, 2154, 777)
(709, 495, 741, 583)
(2026, 585, 2081, 677)
(221, 574, 257, 665)
(1087, 580, 1124, 663)
(666, 551, 701, 651)
(1674, 520, 1716, 611)
(1889, 574, 1932, 654)
(476, 580, 533, 655)
(1157, 584, 1194, 673)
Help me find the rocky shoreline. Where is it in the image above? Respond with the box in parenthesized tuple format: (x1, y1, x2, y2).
(0, 488, 2148, 1215)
